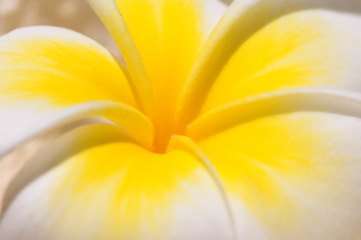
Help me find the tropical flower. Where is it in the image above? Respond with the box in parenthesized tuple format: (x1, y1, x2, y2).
(1, 0, 361, 239)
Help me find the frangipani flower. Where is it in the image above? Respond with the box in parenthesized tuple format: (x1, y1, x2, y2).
(1, 0, 361, 239)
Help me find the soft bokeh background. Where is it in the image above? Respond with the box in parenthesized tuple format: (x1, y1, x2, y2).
(0, 0, 232, 58)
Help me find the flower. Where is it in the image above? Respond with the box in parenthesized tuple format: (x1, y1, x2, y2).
(1, 0, 361, 239)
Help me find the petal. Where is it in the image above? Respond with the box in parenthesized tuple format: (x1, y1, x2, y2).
(0, 26, 153, 155)
(88, 0, 227, 137)
(0, 124, 233, 240)
(202, 10, 361, 112)
(0, 118, 106, 213)
(0, 26, 135, 107)
(178, 1, 361, 124)
(190, 89, 361, 239)
(0, 101, 153, 157)
(188, 88, 361, 141)
(0, 101, 153, 215)
(86, 0, 154, 115)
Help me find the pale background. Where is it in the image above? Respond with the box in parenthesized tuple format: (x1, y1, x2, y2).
(0, 0, 232, 57)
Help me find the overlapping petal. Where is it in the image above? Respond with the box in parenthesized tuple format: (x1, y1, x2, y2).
(0, 124, 233, 240)
(0, 26, 153, 156)
(1, 0, 361, 239)
(188, 89, 361, 239)
(202, 10, 361, 112)
(88, 0, 227, 148)
(178, 0, 361, 124)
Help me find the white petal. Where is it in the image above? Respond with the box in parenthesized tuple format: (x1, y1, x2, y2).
(189, 88, 361, 239)
(0, 124, 233, 240)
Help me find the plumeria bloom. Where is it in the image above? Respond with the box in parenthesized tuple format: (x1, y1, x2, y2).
(1, 0, 361, 239)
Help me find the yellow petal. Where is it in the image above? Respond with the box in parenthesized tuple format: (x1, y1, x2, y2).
(1, 124, 233, 240)
(202, 10, 361, 112)
(87, 0, 154, 116)
(88, 0, 226, 150)
(0, 26, 135, 107)
(178, 1, 361, 125)
(0, 26, 153, 156)
(190, 89, 361, 239)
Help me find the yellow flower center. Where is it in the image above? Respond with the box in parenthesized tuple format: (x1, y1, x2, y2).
(109, 0, 207, 153)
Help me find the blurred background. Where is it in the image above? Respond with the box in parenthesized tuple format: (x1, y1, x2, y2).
(0, 0, 232, 58)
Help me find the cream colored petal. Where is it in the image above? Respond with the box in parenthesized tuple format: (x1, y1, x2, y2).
(0, 101, 153, 157)
(188, 88, 361, 141)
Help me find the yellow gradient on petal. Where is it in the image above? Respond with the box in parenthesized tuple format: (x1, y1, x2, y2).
(199, 111, 361, 236)
(87, 0, 155, 116)
(199, 114, 313, 222)
(116, 0, 211, 151)
(41, 125, 210, 238)
(0, 26, 136, 108)
(202, 11, 341, 113)
(1, 123, 234, 239)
